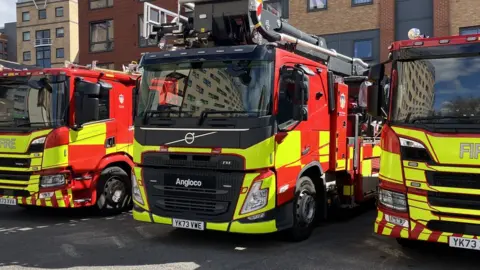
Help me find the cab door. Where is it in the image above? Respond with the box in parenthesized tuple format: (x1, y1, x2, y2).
(68, 79, 114, 172)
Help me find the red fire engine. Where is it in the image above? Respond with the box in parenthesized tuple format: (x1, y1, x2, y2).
(131, 0, 381, 241)
(0, 61, 139, 215)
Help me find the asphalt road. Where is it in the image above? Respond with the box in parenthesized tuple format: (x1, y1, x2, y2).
(0, 205, 478, 270)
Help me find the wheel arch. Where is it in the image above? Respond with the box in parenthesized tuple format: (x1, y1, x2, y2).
(296, 161, 327, 220)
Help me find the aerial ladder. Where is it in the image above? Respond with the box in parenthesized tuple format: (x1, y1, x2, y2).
(142, 0, 369, 77)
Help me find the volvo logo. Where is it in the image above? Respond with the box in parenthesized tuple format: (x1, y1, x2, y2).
(165, 131, 217, 146)
(175, 178, 202, 188)
(0, 138, 16, 149)
(185, 132, 195, 144)
(460, 143, 480, 159)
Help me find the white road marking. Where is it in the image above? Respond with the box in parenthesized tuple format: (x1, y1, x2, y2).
(17, 227, 33, 231)
(111, 236, 126, 248)
(36, 225, 49, 229)
(61, 244, 81, 258)
(135, 226, 154, 239)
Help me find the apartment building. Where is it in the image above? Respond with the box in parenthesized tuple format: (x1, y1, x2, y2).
(16, 0, 79, 68)
(290, 0, 480, 65)
(78, 0, 180, 70)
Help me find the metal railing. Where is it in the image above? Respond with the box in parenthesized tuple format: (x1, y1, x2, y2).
(34, 38, 52, 47)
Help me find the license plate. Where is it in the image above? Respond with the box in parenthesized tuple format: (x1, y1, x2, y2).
(172, 218, 205, 231)
(449, 236, 480, 251)
(0, 197, 17, 206)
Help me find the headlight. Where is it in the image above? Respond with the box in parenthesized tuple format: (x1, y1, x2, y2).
(240, 181, 268, 215)
(399, 137, 432, 162)
(31, 137, 46, 145)
(378, 188, 407, 212)
(40, 174, 66, 188)
(132, 173, 144, 204)
(399, 138, 425, 149)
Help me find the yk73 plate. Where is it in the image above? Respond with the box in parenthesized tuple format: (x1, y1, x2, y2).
(449, 236, 480, 251)
(172, 218, 205, 231)
(0, 197, 17, 206)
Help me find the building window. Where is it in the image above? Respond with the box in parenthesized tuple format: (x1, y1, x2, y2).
(23, 31, 30, 41)
(138, 15, 157, 47)
(23, 51, 31, 61)
(96, 63, 115, 69)
(352, 0, 373, 6)
(56, 48, 65, 58)
(36, 47, 51, 68)
(264, 0, 289, 19)
(90, 20, 114, 52)
(56, 7, 64, 17)
(56, 27, 65, 38)
(36, 29, 51, 39)
(39, 9, 47, 20)
(460, 26, 480, 35)
(22, 12, 30, 22)
(308, 0, 327, 11)
(89, 0, 114, 9)
(353, 39, 373, 60)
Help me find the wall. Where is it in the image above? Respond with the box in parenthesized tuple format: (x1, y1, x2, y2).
(449, 0, 480, 35)
(289, 0, 379, 35)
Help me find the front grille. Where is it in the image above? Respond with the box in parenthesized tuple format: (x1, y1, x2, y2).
(427, 220, 480, 236)
(0, 157, 30, 168)
(143, 167, 244, 222)
(0, 171, 31, 181)
(143, 152, 244, 170)
(428, 192, 480, 210)
(426, 171, 480, 189)
(0, 189, 30, 197)
(157, 198, 229, 215)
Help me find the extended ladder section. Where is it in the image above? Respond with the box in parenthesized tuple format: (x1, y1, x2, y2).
(142, 0, 369, 76)
(64, 61, 141, 76)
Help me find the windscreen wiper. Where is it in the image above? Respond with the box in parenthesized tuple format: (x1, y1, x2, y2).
(16, 121, 58, 127)
(143, 109, 193, 124)
(198, 110, 259, 125)
(409, 115, 480, 123)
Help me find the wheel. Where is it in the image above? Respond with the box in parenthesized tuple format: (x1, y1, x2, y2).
(95, 166, 132, 216)
(285, 176, 318, 242)
(396, 238, 418, 248)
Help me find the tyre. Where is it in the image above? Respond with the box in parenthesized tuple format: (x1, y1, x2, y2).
(95, 166, 132, 216)
(396, 238, 418, 248)
(285, 176, 318, 242)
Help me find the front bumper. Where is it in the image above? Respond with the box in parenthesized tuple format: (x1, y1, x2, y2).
(375, 207, 480, 244)
(133, 201, 294, 234)
(0, 189, 75, 208)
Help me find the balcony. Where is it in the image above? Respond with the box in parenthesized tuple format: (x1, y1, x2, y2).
(34, 38, 51, 47)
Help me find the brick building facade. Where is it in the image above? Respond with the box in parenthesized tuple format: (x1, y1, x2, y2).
(78, 0, 178, 70)
(290, 0, 480, 66)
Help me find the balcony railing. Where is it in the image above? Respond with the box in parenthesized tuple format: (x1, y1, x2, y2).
(34, 38, 52, 47)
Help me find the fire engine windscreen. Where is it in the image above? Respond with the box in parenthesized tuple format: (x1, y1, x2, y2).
(0, 75, 68, 128)
(391, 55, 480, 123)
(136, 60, 273, 118)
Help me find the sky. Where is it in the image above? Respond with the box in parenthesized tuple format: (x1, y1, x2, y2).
(0, 0, 17, 28)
